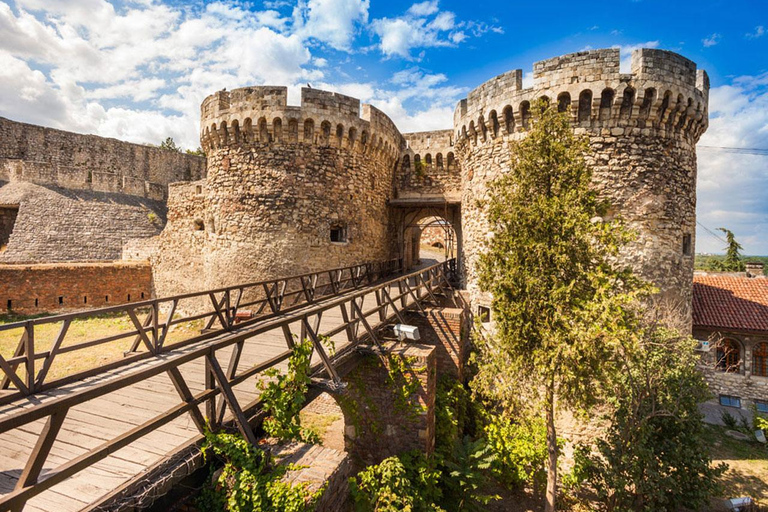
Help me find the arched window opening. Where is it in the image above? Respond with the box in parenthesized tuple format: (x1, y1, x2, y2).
(361, 131, 369, 147)
(402, 154, 411, 171)
(243, 118, 253, 143)
(478, 116, 487, 141)
(557, 92, 571, 113)
(753, 342, 768, 377)
(539, 96, 550, 108)
(303, 119, 315, 142)
(599, 88, 614, 121)
(349, 127, 357, 148)
(220, 121, 229, 144)
(273, 118, 282, 142)
(320, 121, 331, 145)
(658, 91, 672, 125)
(520, 101, 531, 130)
(336, 124, 344, 146)
(620, 87, 635, 120)
(446, 152, 455, 171)
(489, 110, 499, 137)
(716, 339, 741, 373)
(231, 120, 240, 143)
(639, 88, 656, 121)
(287, 118, 299, 142)
(425, 153, 432, 166)
(258, 118, 269, 142)
(502, 106, 514, 134)
(436, 153, 443, 169)
(578, 90, 592, 123)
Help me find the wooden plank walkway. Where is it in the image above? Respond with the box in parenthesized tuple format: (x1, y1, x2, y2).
(0, 285, 395, 512)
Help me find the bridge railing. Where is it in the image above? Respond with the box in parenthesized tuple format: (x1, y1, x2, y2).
(0, 258, 402, 404)
(0, 259, 455, 512)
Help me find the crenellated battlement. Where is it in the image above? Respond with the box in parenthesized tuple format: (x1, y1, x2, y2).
(453, 48, 709, 148)
(200, 86, 403, 162)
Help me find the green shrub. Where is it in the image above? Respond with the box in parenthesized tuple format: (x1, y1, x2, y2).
(439, 436, 500, 511)
(721, 409, 739, 429)
(349, 451, 444, 512)
(197, 430, 322, 512)
(483, 415, 549, 490)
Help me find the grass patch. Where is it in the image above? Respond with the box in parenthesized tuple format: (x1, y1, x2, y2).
(299, 411, 341, 442)
(0, 311, 204, 383)
(707, 424, 768, 505)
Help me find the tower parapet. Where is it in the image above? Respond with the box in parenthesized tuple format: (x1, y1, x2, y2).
(454, 48, 709, 326)
(200, 86, 403, 162)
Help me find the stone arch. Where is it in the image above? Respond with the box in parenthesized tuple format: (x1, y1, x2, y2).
(502, 105, 514, 134)
(468, 121, 477, 145)
(477, 115, 487, 142)
(413, 153, 421, 173)
(669, 94, 685, 130)
(348, 127, 357, 150)
(436, 153, 443, 169)
(424, 153, 432, 168)
(489, 110, 499, 138)
(599, 88, 614, 122)
(287, 118, 299, 142)
(320, 121, 332, 145)
(557, 92, 571, 113)
(446, 152, 455, 171)
(303, 118, 315, 142)
(243, 118, 253, 143)
(220, 121, 229, 145)
(361, 130, 369, 148)
(619, 87, 635, 121)
(639, 88, 655, 124)
(578, 90, 592, 123)
(402, 154, 411, 171)
(230, 119, 240, 143)
(519, 101, 531, 130)
(258, 117, 269, 142)
(658, 90, 673, 126)
(335, 123, 344, 147)
(273, 117, 283, 142)
(461, 125, 467, 141)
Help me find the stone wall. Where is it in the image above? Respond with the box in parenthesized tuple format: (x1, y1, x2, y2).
(0, 181, 165, 263)
(0, 205, 18, 249)
(0, 117, 205, 200)
(397, 130, 461, 201)
(419, 225, 447, 248)
(0, 261, 151, 313)
(694, 327, 768, 410)
(152, 87, 402, 296)
(454, 48, 708, 326)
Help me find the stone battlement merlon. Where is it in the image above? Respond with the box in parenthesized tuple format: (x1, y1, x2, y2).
(453, 47, 710, 147)
(200, 86, 403, 161)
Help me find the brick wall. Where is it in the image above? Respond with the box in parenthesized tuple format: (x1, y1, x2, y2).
(0, 261, 152, 313)
(337, 343, 436, 469)
(403, 307, 468, 381)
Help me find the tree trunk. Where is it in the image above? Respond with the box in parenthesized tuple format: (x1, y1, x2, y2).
(545, 379, 558, 512)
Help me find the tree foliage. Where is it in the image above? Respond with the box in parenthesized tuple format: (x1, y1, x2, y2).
(573, 324, 726, 511)
(707, 228, 745, 271)
(473, 100, 646, 511)
(159, 136, 181, 152)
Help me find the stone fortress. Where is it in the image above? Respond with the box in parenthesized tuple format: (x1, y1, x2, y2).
(0, 47, 709, 327)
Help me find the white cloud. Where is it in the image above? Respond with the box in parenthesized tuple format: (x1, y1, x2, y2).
(293, 0, 369, 50)
(371, 0, 499, 59)
(746, 25, 765, 39)
(702, 33, 721, 47)
(697, 73, 768, 255)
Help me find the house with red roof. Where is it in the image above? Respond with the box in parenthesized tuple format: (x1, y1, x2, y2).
(693, 262, 768, 416)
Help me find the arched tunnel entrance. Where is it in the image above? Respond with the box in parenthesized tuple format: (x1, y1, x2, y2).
(389, 199, 461, 279)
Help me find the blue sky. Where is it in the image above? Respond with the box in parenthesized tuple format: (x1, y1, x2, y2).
(0, 0, 766, 254)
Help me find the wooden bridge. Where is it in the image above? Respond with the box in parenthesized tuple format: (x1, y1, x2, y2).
(0, 259, 457, 512)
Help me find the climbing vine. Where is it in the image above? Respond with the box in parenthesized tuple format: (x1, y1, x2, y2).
(386, 354, 424, 420)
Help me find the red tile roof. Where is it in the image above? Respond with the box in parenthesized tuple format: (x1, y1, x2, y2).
(692, 275, 768, 332)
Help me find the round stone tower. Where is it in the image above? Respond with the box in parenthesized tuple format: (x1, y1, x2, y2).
(198, 86, 402, 288)
(454, 48, 709, 324)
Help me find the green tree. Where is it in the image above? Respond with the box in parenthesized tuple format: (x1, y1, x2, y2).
(472, 100, 645, 512)
(186, 147, 206, 157)
(159, 137, 181, 152)
(714, 227, 745, 271)
(575, 323, 726, 511)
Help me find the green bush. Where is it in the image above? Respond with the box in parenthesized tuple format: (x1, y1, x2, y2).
(349, 451, 444, 512)
(197, 430, 322, 512)
(483, 415, 550, 490)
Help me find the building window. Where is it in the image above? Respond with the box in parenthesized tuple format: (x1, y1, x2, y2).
(330, 224, 347, 243)
(719, 395, 741, 408)
(477, 305, 491, 323)
(716, 339, 740, 373)
(682, 234, 692, 256)
(756, 400, 768, 414)
(753, 342, 768, 377)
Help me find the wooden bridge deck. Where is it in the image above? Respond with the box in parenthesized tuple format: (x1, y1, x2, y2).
(0, 259, 452, 512)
